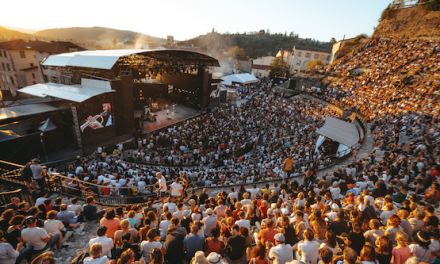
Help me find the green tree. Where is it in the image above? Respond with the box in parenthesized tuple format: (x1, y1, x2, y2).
(330, 37, 337, 44)
(227, 46, 249, 60)
(269, 56, 289, 78)
(306, 59, 323, 70)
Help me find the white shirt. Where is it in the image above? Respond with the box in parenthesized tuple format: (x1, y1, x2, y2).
(235, 219, 250, 231)
(164, 202, 177, 213)
(141, 241, 162, 263)
(68, 204, 82, 215)
(84, 256, 110, 264)
(89, 236, 114, 258)
(229, 191, 238, 200)
(158, 176, 167, 192)
(159, 220, 171, 240)
(35, 197, 47, 207)
(170, 182, 183, 196)
(269, 243, 293, 264)
(44, 219, 65, 234)
(297, 240, 319, 264)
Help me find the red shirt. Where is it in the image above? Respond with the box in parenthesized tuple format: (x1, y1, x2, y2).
(258, 228, 278, 245)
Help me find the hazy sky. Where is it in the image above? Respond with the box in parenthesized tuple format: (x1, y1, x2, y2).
(1, 0, 390, 42)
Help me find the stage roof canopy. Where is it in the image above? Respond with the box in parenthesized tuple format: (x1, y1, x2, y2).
(316, 116, 359, 147)
(0, 102, 69, 121)
(221, 73, 259, 85)
(18, 81, 114, 103)
(42, 49, 220, 70)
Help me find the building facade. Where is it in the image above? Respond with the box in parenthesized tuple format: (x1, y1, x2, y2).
(0, 39, 86, 95)
(276, 46, 332, 73)
(251, 56, 274, 78)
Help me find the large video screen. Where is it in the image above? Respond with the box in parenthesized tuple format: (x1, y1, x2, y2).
(78, 96, 113, 134)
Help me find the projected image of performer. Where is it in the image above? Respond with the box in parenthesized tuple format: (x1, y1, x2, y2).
(80, 103, 112, 132)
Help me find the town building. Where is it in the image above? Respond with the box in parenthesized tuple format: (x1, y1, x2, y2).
(0, 39, 86, 95)
(251, 56, 274, 78)
(276, 46, 332, 73)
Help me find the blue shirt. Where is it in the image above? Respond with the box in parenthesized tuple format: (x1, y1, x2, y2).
(57, 210, 77, 224)
(347, 189, 358, 197)
(83, 204, 98, 220)
(183, 234, 205, 261)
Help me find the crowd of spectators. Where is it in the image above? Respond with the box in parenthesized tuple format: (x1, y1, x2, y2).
(48, 95, 340, 198)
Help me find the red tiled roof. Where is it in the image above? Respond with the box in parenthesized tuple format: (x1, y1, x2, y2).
(0, 39, 86, 53)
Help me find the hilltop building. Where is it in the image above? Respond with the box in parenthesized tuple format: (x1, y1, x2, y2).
(276, 46, 332, 73)
(0, 39, 86, 95)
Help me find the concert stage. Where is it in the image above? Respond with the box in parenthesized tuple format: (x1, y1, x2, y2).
(135, 104, 201, 133)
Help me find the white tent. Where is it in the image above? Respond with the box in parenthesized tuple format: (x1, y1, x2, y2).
(221, 73, 259, 85)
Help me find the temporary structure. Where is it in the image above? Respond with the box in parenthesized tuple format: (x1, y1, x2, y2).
(221, 73, 259, 86)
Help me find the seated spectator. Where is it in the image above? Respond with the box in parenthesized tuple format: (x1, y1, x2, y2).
(44, 210, 66, 251)
(0, 210, 14, 233)
(83, 196, 106, 221)
(268, 233, 293, 264)
(115, 233, 141, 261)
(58, 204, 83, 225)
(67, 198, 83, 215)
(0, 230, 20, 264)
(114, 220, 138, 248)
(183, 225, 205, 261)
(141, 229, 162, 263)
(21, 216, 60, 255)
(225, 225, 246, 263)
(84, 242, 115, 264)
(164, 225, 185, 264)
(89, 226, 114, 258)
(5, 197, 20, 211)
(100, 209, 121, 239)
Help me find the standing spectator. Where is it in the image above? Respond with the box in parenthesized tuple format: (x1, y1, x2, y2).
(88, 226, 114, 258)
(170, 178, 183, 198)
(283, 155, 294, 177)
(268, 233, 293, 264)
(183, 225, 205, 262)
(155, 172, 167, 205)
(30, 158, 46, 193)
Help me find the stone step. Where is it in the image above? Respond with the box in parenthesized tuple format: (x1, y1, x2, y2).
(62, 231, 74, 244)
(74, 222, 89, 234)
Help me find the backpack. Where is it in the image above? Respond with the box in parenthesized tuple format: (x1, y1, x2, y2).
(19, 163, 33, 179)
(71, 252, 89, 264)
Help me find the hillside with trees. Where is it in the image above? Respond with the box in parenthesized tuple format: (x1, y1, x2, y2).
(177, 31, 334, 59)
(0, 26, 37, 42)
(35, 26, 165, 45)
